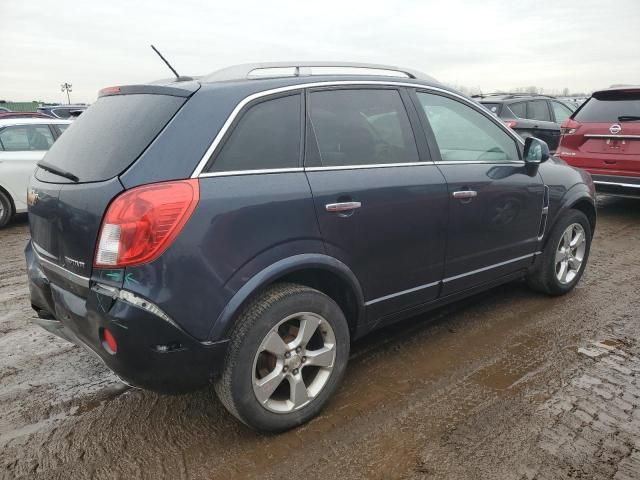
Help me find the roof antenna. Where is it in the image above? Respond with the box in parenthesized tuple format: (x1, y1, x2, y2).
(151, 44, 181, 79)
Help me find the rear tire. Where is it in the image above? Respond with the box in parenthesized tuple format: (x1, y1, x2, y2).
(526, 209, 592, 295)
(214, 283, 350, 432)
(0, 191, 13, 228)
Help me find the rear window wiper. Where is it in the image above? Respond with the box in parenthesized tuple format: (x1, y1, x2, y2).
(618, 115, 640, 122)
(37, 160, 79, 182)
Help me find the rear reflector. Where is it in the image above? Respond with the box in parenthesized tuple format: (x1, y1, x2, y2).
(101, 328, 118, 354)
(94, 179, 199, 267)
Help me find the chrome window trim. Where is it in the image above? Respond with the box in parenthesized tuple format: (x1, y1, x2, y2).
(199, 167, 304, 178)
(365, 253, 540, 306)
(306, 162, 430, 172)
(433, 160, 525, 166)
(191, 80, 525, 178)
(32, 245, 90, 287)
(594, 180, 640, 189)
(584, 134, 640, 139)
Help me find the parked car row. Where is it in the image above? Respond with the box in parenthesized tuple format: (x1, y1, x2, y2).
(475, 93, 576, 152)
(0, 104, 87, 120)
(24, 62, 598, 432)
(0, 118, 72, 227)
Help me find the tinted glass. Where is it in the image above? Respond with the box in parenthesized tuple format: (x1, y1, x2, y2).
(0, 125, 54, 151)
(481, 103, 500, 115)
(56, 124, 70, 134)
(309, 89, 418, 166)
(508, 102, 526, 118)
(574, 92, 640, 122)
(527, 100, 551, 121)
(53, 108, 72, 119)
(551, 101, 573, 123)
(417, 92, 519, 162)
(42, 94, 184, 182)
(210, 94, 301, 172)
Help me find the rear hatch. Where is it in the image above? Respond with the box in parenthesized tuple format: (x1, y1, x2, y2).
(28, 84, 195, 292)
(560, 88, 640, 176)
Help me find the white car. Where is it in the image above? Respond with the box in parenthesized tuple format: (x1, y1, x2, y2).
(0, 118, 72, 227)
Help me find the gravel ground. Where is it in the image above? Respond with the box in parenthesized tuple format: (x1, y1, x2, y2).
(1, 196, 639, 480)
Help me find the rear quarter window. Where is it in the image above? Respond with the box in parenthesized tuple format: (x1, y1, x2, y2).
(40, 94, 185, 182)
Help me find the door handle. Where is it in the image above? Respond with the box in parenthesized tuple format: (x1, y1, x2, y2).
(325, 201, 362, 212)
(452, 191, 477, 200)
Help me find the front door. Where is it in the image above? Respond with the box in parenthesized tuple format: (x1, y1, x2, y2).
(304, 87, 449, 318)
(412, 90, 545, 296)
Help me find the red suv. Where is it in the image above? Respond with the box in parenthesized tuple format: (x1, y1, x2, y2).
(557, 86, 640, 196)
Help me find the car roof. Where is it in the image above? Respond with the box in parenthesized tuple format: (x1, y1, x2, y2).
(592, 85, 640, 96)
(0, 118, 73, 127)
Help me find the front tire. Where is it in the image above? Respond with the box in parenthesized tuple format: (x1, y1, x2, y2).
(0, 191, 13, 228)
(527, 209, 592, 295)
(214, 283, 350, 432)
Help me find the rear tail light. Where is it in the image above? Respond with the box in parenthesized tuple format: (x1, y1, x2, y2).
(560, 119, 581, 135)
(99, 86, 121, 96)
(504, 120, 518, 129)
(94, 179, 199, 268)
(101, 328, 118, 354)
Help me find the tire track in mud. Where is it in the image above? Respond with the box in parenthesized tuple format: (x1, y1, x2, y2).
(1, 197, 639, 479)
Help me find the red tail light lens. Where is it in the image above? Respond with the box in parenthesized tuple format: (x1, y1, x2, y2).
(560, 119, 580, 135)
(94, 179, 199, 267)
(99, 86, 121, 96)
(504, 120, 518, 128)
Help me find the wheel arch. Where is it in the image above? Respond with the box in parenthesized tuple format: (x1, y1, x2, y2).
(0, 183, 16, 218)
(208, 254, 365, 342)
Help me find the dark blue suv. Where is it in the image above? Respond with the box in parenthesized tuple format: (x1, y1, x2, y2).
(25, 62, 596, 431)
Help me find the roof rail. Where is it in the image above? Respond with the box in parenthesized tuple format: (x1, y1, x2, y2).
(201, 62, 435, 83)
(473, 92, 555, 100)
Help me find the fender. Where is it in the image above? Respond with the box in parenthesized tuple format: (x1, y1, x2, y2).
(207, 253, 365, 341)
(543, 181, 596, 249)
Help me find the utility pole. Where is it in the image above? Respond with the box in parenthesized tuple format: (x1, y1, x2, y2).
(60, 83, 72, 104)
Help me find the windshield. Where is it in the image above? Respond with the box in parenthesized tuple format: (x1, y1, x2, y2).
(40, 94, 185, 182)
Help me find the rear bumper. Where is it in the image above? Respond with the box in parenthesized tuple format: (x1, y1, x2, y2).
(590, 174, 640, 197)
(25, 241, 229, 393)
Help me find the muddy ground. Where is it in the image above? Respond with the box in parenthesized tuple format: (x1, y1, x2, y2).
(1, 196, 639, 480)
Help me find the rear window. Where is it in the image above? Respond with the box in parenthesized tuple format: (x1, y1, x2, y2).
(40, 94, 184, 182)
(574, 92, 640, 123)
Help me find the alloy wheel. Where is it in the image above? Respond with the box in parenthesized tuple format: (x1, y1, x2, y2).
(555, 223, 587, 284)
(252, 312, 336, 413)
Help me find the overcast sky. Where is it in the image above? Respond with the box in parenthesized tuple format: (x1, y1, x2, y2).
(1, 0, 638, 104)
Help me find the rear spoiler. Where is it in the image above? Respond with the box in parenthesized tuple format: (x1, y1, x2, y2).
(98, 82, 200, 98)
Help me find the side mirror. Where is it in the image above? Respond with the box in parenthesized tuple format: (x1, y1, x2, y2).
(523, 137, 550, 164)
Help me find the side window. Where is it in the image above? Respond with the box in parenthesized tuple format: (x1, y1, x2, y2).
(0, 125, 55, 151)
(508, 102, 526, 118)
(308, 89, 419, 167)
(417, 92, 519, 162)
(208, 94, 301, 172)
(55, 124, 70, 135)
(527, 100, 551, 121)
(551, 101, 573, 123)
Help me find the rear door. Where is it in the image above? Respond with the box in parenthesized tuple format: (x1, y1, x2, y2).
(412, 90, 544, 296)
(0, 124, 55, 211)
(305, 87, 448, 318)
